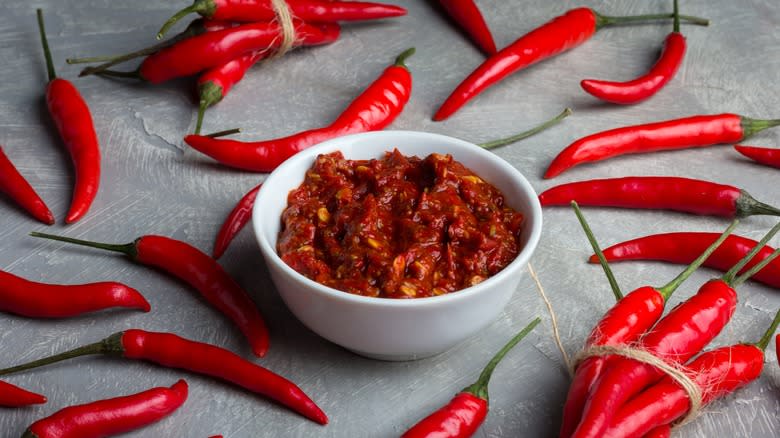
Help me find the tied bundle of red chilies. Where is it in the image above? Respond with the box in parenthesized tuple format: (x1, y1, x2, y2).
(562, 203, 780, 438)
(69, 0, 408, 134)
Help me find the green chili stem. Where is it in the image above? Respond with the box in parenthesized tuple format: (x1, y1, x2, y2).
(0, 333, 123, 377)
(462, 318, 540, 400)
(395, 48, 416, 68)
(571, 201, 622, 301)
(479, 108, 572, 151)
(94, 69, 142, 79)
(741, 117, 780, 140)
(205, 128, 241, 138)
(754, 309, 780, 351)
(732, 246, 780, 288)
(658, 219, 739, 299)
(723, 221, 780, 284)
(36, 9, 57, 81)
(595, 11, 709, 29)
(157, 0, 214, 40)
(29, 232, 137, 258)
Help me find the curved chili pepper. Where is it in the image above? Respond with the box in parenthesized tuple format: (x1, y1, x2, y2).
(23, 380, 188, 438)
(213, 184, 261, 259)
(37, 10, 100, 224)
(570, 228, 780, 438)
(591, 233, 780, 290)
(74, 19, 239, 77)
(29, 232, 269, 358)
(184, 48, 414, 172)
(0, 269, 149, 318)
(539, 176, 780, 218)
(0, 146, 54, 225)
(0, 380, 46, 407)
(437, 0, 497, 55)
(603, 310, 780, 438)
(157, 0, 406, 38)
(0, 329, 327, 424)
(581, 0, 686, 104)
(735, 145, 780, 169)
(433, 8, 709, 121)
(544, 113, 780, 178)
(99, 21, 340, 84)
(195, 51, 270, 135)
(559, 206, 736, 438)
(401, 318, 540, 438)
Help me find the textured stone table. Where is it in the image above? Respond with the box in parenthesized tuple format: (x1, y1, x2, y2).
(0, 0, 778, 436)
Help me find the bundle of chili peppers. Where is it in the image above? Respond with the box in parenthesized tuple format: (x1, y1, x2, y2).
(561, 205, 780, 438)
(69, 0, 407, 135)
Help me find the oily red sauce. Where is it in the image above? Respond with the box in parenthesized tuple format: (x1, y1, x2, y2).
(277, 150, 524, 298)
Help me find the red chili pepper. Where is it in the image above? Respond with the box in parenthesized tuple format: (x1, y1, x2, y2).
(195, 51, 270, 134)
(213, 184, 261, 259)
(74, 19, 240, 77)
(37, 10, 101, 224)
(432, 8, 709, 121)
(539, 176, 780, 218)
(591, 232, 780, 290)
(401, 318, 540, 438)
(581, 0, 686, 104)
(570, 227, 780, 438)
(0, 269, 149, 318)
(157, 0, 406, 38)
(23, 380, 188, 438)
(0, 380, 46, 407)
(603, 309, 780, 438)
(99, 21, 340, 84)
(544, 113, 780, 178)
(184, 48, 414, 172)
(559, 204, 735, 438)
(29, 232, 269, 358)
(735, 145, 780, 169)
(0, 146, 54, 225)
(0, 329, 327, 424)
(437, 0, 497, 55)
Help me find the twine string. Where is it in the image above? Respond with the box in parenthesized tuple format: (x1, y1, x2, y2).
(573, 345, 704, 428)
(268, 0, 298, 59)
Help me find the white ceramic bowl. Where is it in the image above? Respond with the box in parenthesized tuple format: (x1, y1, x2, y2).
(252, 131, 542, 360)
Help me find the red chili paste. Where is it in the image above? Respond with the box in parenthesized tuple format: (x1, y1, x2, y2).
(277, 150, 524, 298)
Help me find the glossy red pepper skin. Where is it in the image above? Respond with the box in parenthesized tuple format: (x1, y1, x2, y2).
(735, 145, 780, 169)
(45, 79, 101, 224)
(560, 287, 666, 438)
(642, 426, 670, 438)
(438, 0, 497, 55)
(402, 393, 486, 438)
(119, 330, 327, 424)
(0, 380, 46, 407)
(30, 232, 269, 357)
(539, 176, 780, 218)
(23, 380, 187, 438)
(184, 48, 414, 172)
(0, 146, 54, 224)
(572, 279, 737, 438)
(140, 21, 340, 84)
(213, 184, 261, 259)
(544, 114, 765, 178)
(603, 344, 763, 438)
(581, 32, 686, 104)
(593, 233, 780, 290)
(38, 10, 101, 224)
(0, 269, 150, 318)
(434, 8, 596, 121)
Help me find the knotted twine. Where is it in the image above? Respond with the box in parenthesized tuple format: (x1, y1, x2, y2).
(527, 263, 704, 429)
(267, 0, 297, 60)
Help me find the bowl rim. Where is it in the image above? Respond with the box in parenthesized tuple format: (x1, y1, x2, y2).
(252, 130, 543, 308)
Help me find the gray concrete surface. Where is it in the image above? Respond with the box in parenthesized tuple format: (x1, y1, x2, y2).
(0, 0, 778, 436)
